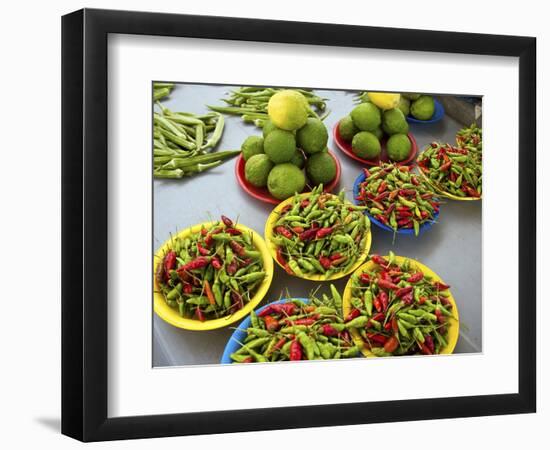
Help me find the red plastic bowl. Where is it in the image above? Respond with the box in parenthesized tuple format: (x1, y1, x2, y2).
(235, 150, 341, 205)
(333, 120, 418, 167)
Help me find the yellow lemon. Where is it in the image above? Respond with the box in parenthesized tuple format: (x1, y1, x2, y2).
(267, 90, 309, 131)
(367, 92, 401, 110)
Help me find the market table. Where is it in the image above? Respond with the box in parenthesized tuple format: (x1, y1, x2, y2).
(153, 85, 481, 366)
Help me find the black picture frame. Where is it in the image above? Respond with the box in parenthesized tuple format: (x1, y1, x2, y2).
(62, 8, 536, 442)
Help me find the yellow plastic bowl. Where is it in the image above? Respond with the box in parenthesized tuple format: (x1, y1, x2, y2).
(264, 192, 372, 281)
(343, 255, 460, 356)
(153, 222, 274, 331)
(416, 162, 482, 201)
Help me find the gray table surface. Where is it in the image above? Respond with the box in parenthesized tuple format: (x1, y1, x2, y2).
(153, 84, 482, 367)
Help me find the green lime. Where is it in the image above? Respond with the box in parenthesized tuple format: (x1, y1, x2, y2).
(351, 131, 381, 160)
(264, 129, 296, 164)
(241, 135, 264, 161)
(351, 103, 381, 131)
(267, 163, 306, 200)
(410, 95, 435, 120)
(244, 154, 274, 187)
(296, 118, 328, 154)
(382, 108, 409, 135)
(305, 152, 336, 185)
(386, 133, 411, 162)
(338, 115, 358, 142)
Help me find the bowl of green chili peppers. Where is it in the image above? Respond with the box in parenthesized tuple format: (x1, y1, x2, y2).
(343, 253, 459, 357)
(221, 285, 360, 363)
(264, 185, 372, 281)
(154, 215, 274, 331)
(417, 142, 482, 201)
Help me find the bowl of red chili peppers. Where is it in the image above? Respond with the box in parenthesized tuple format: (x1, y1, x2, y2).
(153, 216, 274, 331)
(353, 164, 441, 236)
(342, 253, 460, 357)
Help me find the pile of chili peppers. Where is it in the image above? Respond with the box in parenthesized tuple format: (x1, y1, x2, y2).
(417, 142, 482, 199)
(456, 123, 482, 155)
(156, 215, 266, 321)
(230, 285, 359, 363)
(347, 252, 454, 356)
(271, 185, 370, 278)
(355, 163, 440, 236)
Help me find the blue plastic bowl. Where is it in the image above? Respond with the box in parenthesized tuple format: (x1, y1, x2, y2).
(353, 171, 439, 236)
(220, 297, 309, 364)
(406, 98, 445, 124)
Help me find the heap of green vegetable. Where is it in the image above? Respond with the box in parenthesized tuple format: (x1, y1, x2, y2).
(156, 215, 266, 321)
(271, 185, 370, 278)
(346, 253, 454, 356)
(230, 286, 359, 363)
(456, 123, 482, 156)
(153, 82, 174, 101)
(154, 104, 239, 179)
(355, 163, 440, 236)
(417, 142, 482, 198)
(208, 86, 329, 128)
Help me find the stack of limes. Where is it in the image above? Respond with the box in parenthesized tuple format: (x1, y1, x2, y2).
(338, 92, 412, 162)
(243, 90, 337, 201)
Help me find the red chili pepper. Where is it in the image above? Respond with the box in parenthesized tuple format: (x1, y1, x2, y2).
(286, 318, 316, 326)
(363, 168, 371, 178)
(407, 272, 424, 283)
(229, 240, 246, 257)
(240, 258, 253, 267)
(385, 203, 396, 216)
(299, 228, 318, 241)
(330, 253, 343, 261)
(195, 307, 205, 322)
(374, 191, 390, 201)
(200, 228, 208, 236)
(399, 189, 416, 196)
(420, 210, 429, 219)
(360, 273, 370, 284)
(242, 356, 254, 363)
(379, 291, 389, 311)
(177, 256, 210, 272)
(263, 315, 280, 332)
(373, 297, 382, 313)
(300, 199, 310, 209)
(164, 251, 177, 273)
(395, 286, 413, 298)
(411, 176, 419, 186)
(383, 335, 399, 353)
(319, 256, 332, 269)
(397, 219, 412, 228)
(183, 283, 193, 294)
(434, 281, 451, 290)
(292, 226, 304, 234)
(377, 279, 399, 291)
(221, 215, 233, 227)
(418, 296, 427, 305)
(211, 256, 222, 270)
(439, 161, 452, 172)
(345, 308, 361, 322)
(226, 261, 238, 275)
(232, 291, 244, 310)
(376, 214, 389, 225)
(321, 324, 339, 336)
(280, 204, 292, 214)
(465, 186, 480, 198)
(225, 228, 242, 236)
(383, 321, 392, 331)
(275, 226, 292, 239)
(397, 210, 413, 218)
(391, 317, 399, 334)
(197, 242, 210, 256)
(419, 342, 432, 355)
(371, 312, 385, 322)
(396, 206, 411, 212)
(371, 254, 388, 266)
(289, 340, 303, 361)
(315, 227, 335, 239)
(402, 291, 414, 305)
(259, 303, 296, 317)
(367, 333, 388, 345)
(434, 309, 445, 324)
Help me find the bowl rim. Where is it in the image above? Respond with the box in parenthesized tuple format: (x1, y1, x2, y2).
(352, 170, 440, 235)
(342, 255, 460, 357)
(332, 120, 418, 167)
(234, 149, 342, 205)
(220, 297, 310, 364)
(406, 98, 445, 124)
(264, 191, 372, 281)
(153, 221, 274, 331)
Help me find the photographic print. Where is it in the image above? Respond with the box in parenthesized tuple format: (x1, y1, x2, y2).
(152, 83, 482, 366)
